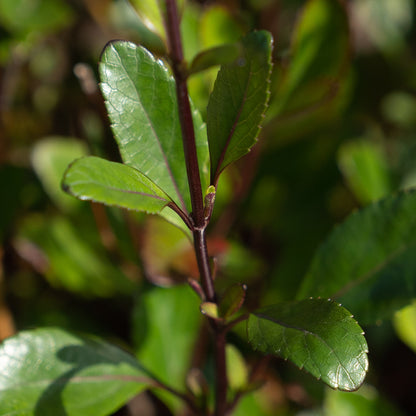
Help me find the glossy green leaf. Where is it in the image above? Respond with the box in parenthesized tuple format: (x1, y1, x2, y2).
(338, 140, 391, 205)
(62, 156, 172, 215)
(207, 31, 273, 184)
(189, 43, 241, 75)
(132, 285, 201, 410)
(99, 41, 209, 224)
(297, 189, 416, 324)
(247, 299, 368, 391)
(0, 328, 152, 416)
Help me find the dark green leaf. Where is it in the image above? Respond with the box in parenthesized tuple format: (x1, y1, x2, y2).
(62, 156, 172, 215)
(219, 283, 246, 319)
(207, 31, 273, 184)
(297, 189, 416, 324)
(99, 41, 209, 219)
(247, 299, 368, 391)
(0, 328, 152, 416)
(189, 43, 241, 75)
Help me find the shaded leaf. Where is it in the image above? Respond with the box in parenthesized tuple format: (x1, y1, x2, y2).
(62, 156, 172, 215)
(271, 0, 350, 116)
(337, 140, 391, 205)
(219, 283, 246, 319)
(207, 31, 273, 184)
(0, 328, 152, 416)
(110, 0, 166, 55)
(32, 137, 88, 211)
(189, 43, 241, 75)
(18, 214, 135, 297)
(0, 0, 73, 36)
(297, 189, 416, 324)
(247, 299, 368, 391)
(132, 285, 201, 410)
(324, 385, 404, 416)
(99, 40, 209, 226)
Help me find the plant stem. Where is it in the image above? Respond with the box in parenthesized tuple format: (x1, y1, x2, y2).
(164, 0, 204, 227)
(164, 2, 228, 415)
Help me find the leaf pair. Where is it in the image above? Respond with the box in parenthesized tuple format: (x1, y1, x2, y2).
(62, 32, 273, 234)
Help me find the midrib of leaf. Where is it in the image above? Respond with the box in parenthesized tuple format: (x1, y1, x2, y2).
(213, 66, 252, 183)
(112, 47, 188, 213)
(72, 180, 168, 202)
(331, 243, 408, 299)
(254, 313, 365, 380)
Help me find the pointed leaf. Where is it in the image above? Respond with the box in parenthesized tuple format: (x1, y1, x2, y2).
(99, 40, 209, 216)
(247, 299, 368, 391)
(0, 328, 152, 416)
(207, 31, 273, 184)
(62, 156, 172, 214)
(297, 189, 416, 324)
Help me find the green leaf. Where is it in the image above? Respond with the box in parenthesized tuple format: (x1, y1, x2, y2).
(109, 0, 166, 56)
(247, 299, 368, 391)
(99, 40, 209, 218)
(0, 0, 73, 36)
(0, 328, 152, 416)
(62, 156, 172, 215)
(207, 31, 273, 184)
(32, 137, 88, 212)
(337, 140, 391, 205)
(132, 285, 201, 410)
(18, 214, 134, 297)
(324, 385, 405, 416)
(189, 43, 241, 75)
(394, 302, 416, 353)
(271, 0, 350, 116)
(297, 189, 416, 324)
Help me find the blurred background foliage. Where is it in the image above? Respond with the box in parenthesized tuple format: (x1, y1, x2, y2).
(1, 0, 416, 415)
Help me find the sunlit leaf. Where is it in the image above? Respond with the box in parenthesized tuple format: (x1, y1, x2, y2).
(247, 299, 368, 391)
(394, 302, 416, 353)
(99, 40, 209, 231)
(298, 189, 416, 324)
(63, 156, 172, 215)
(207, 31, 273, 184)
(0, 328, 152, 416)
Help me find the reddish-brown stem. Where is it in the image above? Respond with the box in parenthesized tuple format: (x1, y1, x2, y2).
(164, 1, 228, 415)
